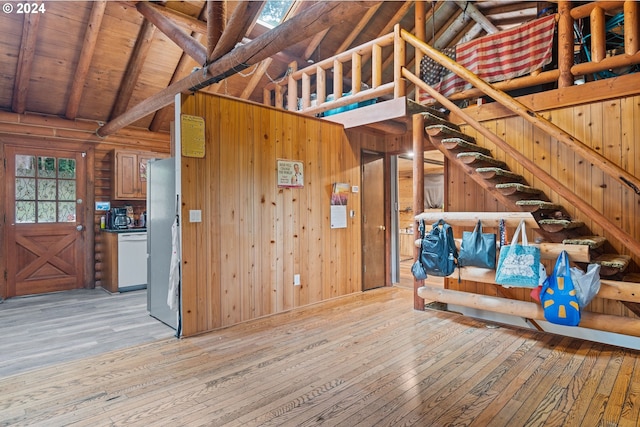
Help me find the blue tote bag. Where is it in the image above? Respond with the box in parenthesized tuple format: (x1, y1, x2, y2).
(495, 219, 540, 288)
(540, 251, 581, 326)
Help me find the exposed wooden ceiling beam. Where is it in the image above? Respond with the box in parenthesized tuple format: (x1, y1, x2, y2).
(240, 58, 273, 99)
(142, 2, 207, 34)
(97, 1, 380, 137)
(137, 1, 206, 65)
(334, 3, 382, 54)
(66, 0, 107, 120)
(437, 7, 474, 47)
(207, 1, 226, 59)
(454, 1, 499, 34)
(110, 20, 157, 120)
(12, 12, 40, 114)
(208, 1, 264, 63)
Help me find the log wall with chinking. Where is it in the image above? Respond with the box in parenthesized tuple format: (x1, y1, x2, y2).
(179, 93, 363, 337)
(447, 93, 640, 319)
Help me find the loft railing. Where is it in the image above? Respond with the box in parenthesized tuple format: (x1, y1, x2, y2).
(263, 1, 640, 115)
(262, 31, 398, 116)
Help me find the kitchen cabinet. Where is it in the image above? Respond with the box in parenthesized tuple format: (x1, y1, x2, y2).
(112, 150, 168, 200)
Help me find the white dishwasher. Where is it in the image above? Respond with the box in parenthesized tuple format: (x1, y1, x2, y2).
(117, 232, 148, 292)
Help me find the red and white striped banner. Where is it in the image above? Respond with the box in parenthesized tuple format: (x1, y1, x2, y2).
(419, 15, 557, 104)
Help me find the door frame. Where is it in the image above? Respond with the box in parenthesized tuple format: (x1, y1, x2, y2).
(1, 136, 95, 299)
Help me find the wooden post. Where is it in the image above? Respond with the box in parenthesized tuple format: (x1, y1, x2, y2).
(333, 60, 343, 100)
(301, 71, 310, 110)
(275, 85, 283, 109)
(557, 1, 574, 88)
(372, 44, 382, 89)
(415, 1, 426, 101)
(590, 6, 606, 62)
(352, 53, 362, 94)
(287, 62, 298, 112)
(263, 88, 271, 106)
(316, 66, 326, 104)
(394, 24, 406, 99)
(413, 113, 425, 311)
(625, 0, 639, 55)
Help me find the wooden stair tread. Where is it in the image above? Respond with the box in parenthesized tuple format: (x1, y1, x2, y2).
(456, 152, 506, 168)
(421, 112, 457, 128)
(442, 138, 491, 155)
(538, 218, 584, 233)
(593, 253, 632, 276)
(476, 167, 524, 182)
(594, 253, 632, 267)
(495, 183, 542, 196)
(515, 200, 561, 212)
(563, 235, 607, 249)
(426, 124, 476, 143)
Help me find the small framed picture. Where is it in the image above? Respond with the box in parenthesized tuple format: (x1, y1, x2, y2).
(277, 159, 304, 188)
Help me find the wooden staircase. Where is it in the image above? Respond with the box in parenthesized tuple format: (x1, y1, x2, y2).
(421, 108, 635, 283)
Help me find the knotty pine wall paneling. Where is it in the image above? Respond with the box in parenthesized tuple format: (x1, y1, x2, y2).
(451, 94, 640, 319)
(179, 93, 362, 337)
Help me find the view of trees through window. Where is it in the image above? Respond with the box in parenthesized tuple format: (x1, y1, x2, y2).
(258, 0, 294, 28)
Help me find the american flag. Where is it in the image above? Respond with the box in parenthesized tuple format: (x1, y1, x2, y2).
(419, 15, 557, 103)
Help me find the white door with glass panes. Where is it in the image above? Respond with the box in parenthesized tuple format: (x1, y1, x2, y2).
(4, 146, 87, 298)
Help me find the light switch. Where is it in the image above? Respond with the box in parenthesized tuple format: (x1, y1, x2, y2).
(189, 210, 202, 223)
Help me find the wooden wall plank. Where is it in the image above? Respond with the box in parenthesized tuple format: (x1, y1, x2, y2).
(179, 93, 363, 336)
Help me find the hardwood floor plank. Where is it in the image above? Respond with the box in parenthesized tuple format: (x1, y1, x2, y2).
(2, 287, 640, 426)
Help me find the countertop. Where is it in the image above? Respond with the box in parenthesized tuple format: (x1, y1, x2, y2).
(101, 228, 147, 233)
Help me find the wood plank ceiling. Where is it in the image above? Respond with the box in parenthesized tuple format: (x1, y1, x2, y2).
(0, 1, 541, 135)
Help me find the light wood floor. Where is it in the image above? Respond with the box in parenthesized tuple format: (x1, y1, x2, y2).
(2, 286, 640, 426)
(0, 288, 175, 378)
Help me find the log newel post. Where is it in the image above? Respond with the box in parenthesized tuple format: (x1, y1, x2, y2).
(557, 1, 575, 88)
(412, 113, 425, 311)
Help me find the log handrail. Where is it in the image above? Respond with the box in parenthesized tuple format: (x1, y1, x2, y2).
(403, 66, 640, 259)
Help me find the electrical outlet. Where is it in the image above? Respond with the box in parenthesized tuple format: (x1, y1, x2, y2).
(294, 274, 300, 286)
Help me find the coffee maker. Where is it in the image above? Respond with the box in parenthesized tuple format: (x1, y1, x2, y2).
(110, 207, 132, 229)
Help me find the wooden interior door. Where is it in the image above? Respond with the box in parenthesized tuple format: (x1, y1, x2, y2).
(5, 146, 87, 297)
(362, 152, 386, 290)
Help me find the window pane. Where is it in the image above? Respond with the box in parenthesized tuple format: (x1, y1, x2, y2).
(15, 177, 36, 200)
(257, 0, 294, 28)
(58, 158, 76, 179)
(38, 179, 57, 200)
(16, 155, 35, 177)
(58, 202, 76, 222)
(16, 201, 35, 223)
(58, 180, 76, 201)
(37, 201, 56, 223)
(37, 156, 56, 178)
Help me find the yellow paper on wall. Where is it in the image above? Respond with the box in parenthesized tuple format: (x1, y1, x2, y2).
(181, 114, 205, 158)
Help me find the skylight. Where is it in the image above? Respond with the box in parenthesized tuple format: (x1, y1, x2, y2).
(257, 0, 295, 29)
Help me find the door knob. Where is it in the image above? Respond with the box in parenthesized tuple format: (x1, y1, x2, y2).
(378, 225, 386, 231)
(76, 225, 84, 231)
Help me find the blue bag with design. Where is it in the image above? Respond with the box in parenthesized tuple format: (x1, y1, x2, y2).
(540, 250, 581, 326)
(495, 219, 540, 288)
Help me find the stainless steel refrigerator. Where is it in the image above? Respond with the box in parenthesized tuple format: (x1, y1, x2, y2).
(147, 157, 178, 330)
